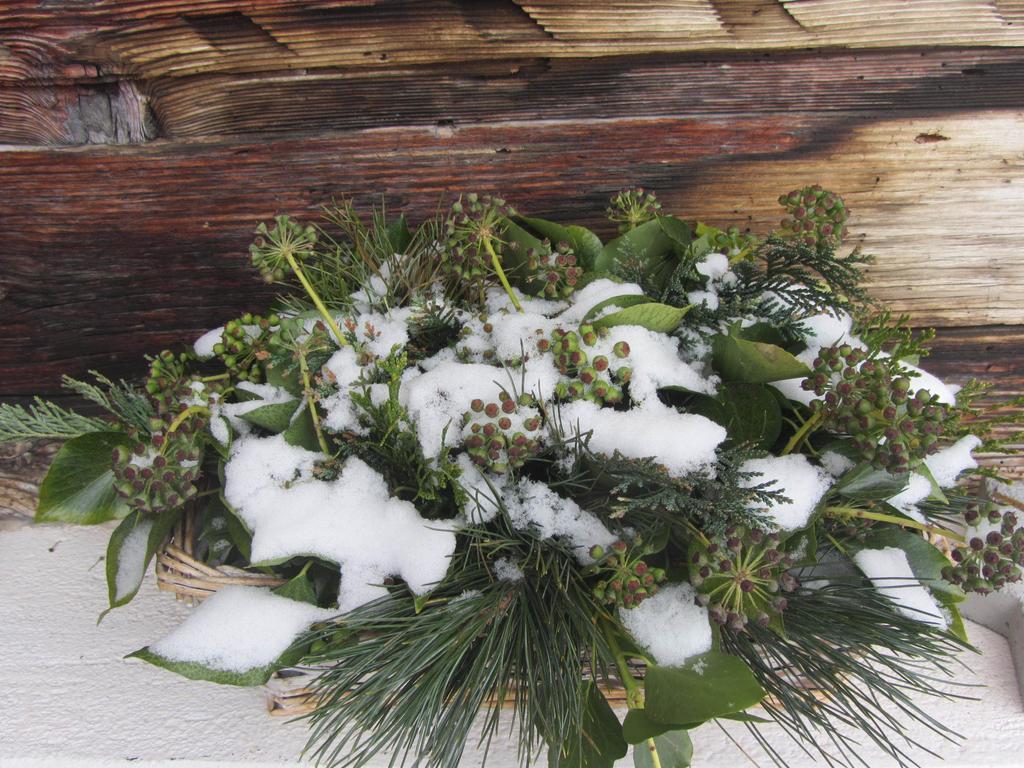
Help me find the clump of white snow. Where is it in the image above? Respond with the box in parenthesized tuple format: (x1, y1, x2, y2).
(852, 547, 947, 628)
(618, 583, 712, 667)
(886, 474, 933, 521)
(193, 326, 225, 359)
(560, 400, 727, 478)
(502, 478, 616, 563)
(925, 435, 981, 487)
(149, 585, 333, 673)
(558, 279, 644, 323)
(320, 346, 368, 434)
(740, 454, 832, 531)
(223, 435, 456, 612)
(114, 518, 154, 602)
(819, 450, 856, 478)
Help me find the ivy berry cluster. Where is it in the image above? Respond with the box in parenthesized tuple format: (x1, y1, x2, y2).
(444, 194, 515, 283)
(588, 539, 667, 609)
(111, 417, 204, 514)
(547, 327, 630, 406)
(690, 526, 798, 633)
(805, 344, 956, 472)
(462, 392, 543, 474)
(521, 239, 583, 299)
(777, 184, 849, 248)
(214, 313, 281, 383)
(944, 504, 1024, 594)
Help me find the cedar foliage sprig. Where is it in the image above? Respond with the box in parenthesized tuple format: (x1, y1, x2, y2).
(0, 398, 108, 443)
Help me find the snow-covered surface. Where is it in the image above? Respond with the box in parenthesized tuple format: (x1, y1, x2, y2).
(502, 478, 615, 562)
(618, 583, 712, 666)
(2, 522, 1023, 767)
(559, 399, 726, 477)
(740, 454, 832, 531)
(149, 586, 333, 673)
(223, 435, 456, 612)
(853, 546, 947, 628)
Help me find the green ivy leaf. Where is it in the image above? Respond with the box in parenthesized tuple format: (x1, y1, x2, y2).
(238, 400, 300, 434)
(501, 219, 549, 280)
(658, 215, 692, 250)
(594, 303, 690, 333)
(272, 561, 319, 606)
(582, 294, 654, 322)
(127, 646, 286, 687)
(283, 405, 320, 450)
(36, 432, 130, 524)
(622, 709, 687, 744)
(634, 730, 693, 768)
(103, 508, 181, 614)
(264, 361, 302, 397)
(836, 463, 910, 501)
(386, 214, 413, 254)
(711, 334, 811, 384)
(547, 681, 627, 768)
(645, 651, 765, 725)
(595, 218, 673, 274)
(703, 383, 782, 450)
(736, 322, 788, 348)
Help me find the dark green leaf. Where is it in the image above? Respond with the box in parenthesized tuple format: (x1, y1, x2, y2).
(594, 303, 690, 333)
(36, 432, 130, 524)
(713, 383, 782, 450)
(128, 646, 279, 687)
(104, 508, 181, 614)
(582, 294, 653, 322)
(634, 730, 693, 768)
(917, 463, 949, 504)
(502, 219, 549, 280)
(547, 681, 627, 768)
(264, 361, 302, 397)
(595, 219, 672, 274)
(936, 593, 968, 642)
(273, 562, 320, 606)
(711, 334, 811, 384)
(645, 652, 765, 725)
(386, 214, 413, 254)
(736, 322, 788, 347)
(658, 215, 692, 248)
(238, 400, 300, 433)
(623, 709, 685, 744)
(836, 463, 910, 501)
(284, 405, 320, 450)
(518, 216, 603, 270)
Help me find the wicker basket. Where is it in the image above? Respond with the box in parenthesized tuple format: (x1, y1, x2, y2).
(154, 508, 826, 717)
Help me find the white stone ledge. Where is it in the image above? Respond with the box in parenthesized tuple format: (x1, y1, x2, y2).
(2, 523, 1023, 768)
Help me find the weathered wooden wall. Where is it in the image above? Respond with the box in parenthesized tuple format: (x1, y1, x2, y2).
(1, 0, 1023, 503)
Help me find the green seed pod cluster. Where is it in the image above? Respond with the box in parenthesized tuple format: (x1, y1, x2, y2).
(111, 417, 205, 514)
(250, 215, 318, 284)
(944, 504, 1024, 594)
(547, 326, 630, 405)
(519, 240, 584, 299)
(145, 350, 197, 415)
(606, 187, 661, 234)
(589, 538, 667, 609)
(704, 225, 757, 257)
(777, 185, 849, 248)
(805, 344, 957, 472)
(462, 391, 542, 474)
(443, 194, 515, 283)
(689, 525, 797, 633)
(213, 313, 281, 383)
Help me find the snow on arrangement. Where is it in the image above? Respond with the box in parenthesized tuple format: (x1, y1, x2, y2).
(502, 479, 616, 562)
(223, 434, 456, 612)
(852, 548, 947, 629)
(740, 454, 832, 531)
(618, 583, 712, 667)
(149, 586, 334, 672)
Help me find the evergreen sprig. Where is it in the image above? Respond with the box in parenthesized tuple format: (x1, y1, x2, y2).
(60, 371, 154, 432)
(301, 520, 615, 768)
(722, 583, 973, 768)
(0, 398, 109, 443)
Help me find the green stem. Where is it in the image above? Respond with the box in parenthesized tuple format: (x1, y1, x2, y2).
(200, 373, 230, 382)
(826, 506, 965, 543)
(166, 405, 210, 436)
(298, 350, 331, 454)
(283, 251, 348, 347)
(482, 236, 524, 313)
(781, 410, 823, 455)
(645, 738, 664, 768)
(602, 621, 643, 708)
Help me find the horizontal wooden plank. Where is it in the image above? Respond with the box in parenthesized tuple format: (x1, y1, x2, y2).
(7, 47, 1024, 146)
(4, 0, 1024, 90)
(1, 110, 1023, 394)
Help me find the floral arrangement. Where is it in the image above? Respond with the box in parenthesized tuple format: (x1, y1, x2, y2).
(4, 187, 1023, 768)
